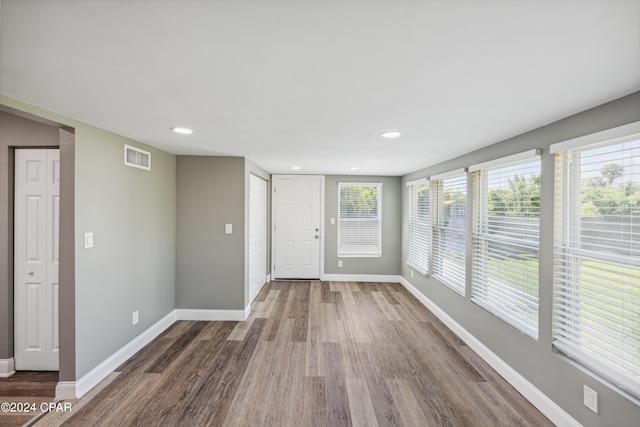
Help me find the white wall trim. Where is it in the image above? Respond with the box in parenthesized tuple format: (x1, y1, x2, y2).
(55, 310, 177, 400)
(321, 274, 401, 282)
(0, 357, 15, 378)
(397, 276, 580, 427)
(54, 381, 77, 401)
(175, 308, 249, 321)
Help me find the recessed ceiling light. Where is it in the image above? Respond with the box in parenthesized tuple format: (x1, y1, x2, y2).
(171, 127, 194, 135)
(380, 130, 401, 138)
(291, 166, 301, 170)
(350, 167, 359, 171)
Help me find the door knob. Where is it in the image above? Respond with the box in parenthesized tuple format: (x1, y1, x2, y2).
(27, 270, 34, 276)
(315, 235, 320, 239)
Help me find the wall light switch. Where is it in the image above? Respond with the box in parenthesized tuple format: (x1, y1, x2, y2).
(225, 224, 233, 234)
(330, 218, 336, 225)
(84, 232, 94, 249)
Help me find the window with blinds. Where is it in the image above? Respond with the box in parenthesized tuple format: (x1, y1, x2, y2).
(432, 171, 467, 294)
(552, 125, 640, 398)
(338, 183, 382, 257)
(407, 179, 430, 274)
(470, 150, 541, 339)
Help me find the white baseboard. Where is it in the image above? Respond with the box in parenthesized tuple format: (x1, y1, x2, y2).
(0, 357, 15, 378)
(397, 276, 580, 427)
(55, 310, 177, 400)
(54, 381, 77, 401)
(54, 305, 251, 401)
(321, 274, 402, 282)
(175, 308, 249, 321)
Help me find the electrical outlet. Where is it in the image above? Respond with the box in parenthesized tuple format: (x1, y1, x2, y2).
(132, 310, 139, 326)
(583, 385, 598, 413)
(338, 260, 343, 268)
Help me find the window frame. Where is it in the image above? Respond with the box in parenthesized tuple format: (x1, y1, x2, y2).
(469, 150, 542, 339)
(406, 178, 430, 274)
(551, 122, 640, 398)
(431, 169, 467, 295)
(337, 182, 383, 258)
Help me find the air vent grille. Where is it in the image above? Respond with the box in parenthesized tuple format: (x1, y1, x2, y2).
(124, 145, 151, 170)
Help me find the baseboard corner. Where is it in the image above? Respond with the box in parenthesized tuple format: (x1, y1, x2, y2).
(0, 357, 15, 378)
(55, 381, 77, 401)
(62, 310, 176, 400)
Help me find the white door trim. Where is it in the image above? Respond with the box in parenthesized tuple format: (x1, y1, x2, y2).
(249, 174, 268, 302)
(271, 175, 324, 280)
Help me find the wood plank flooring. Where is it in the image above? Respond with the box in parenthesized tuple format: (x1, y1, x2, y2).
(0, 371, 58, 427)
(34, 281, 553, 427)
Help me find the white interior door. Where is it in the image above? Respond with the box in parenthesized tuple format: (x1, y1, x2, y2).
(273, 175, 322, 279)
(249, 174, 268, 302)
(14, 149, 59, 371)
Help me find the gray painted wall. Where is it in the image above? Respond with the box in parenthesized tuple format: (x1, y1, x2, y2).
(401, 91, 640, 426)
(176, 156, 246, 310)
(324, 175, 401, 275)
(74, 127, 176, 378)
(244, 159, 271, 307)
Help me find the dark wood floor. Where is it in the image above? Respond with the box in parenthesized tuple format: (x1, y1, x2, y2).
(0, 370, 58, 427)
(35, 281, 553, 426)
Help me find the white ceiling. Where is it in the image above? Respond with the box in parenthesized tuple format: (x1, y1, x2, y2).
(1, 1, 639, 176)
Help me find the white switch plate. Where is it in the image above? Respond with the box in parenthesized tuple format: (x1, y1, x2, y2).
(338, 260, 343, 268)
(583, 385, 598, 413)
(330, 218, 336, 225)
(225, 224, 233, 234)
(132, 310, 139, 326)
(84, 232, 94, 249)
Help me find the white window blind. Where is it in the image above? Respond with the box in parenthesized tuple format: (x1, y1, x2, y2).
(338, 183, 382, 257)
(432, 171, 467, 294)
(407, 180, 430, 274)
(552, 131, 640, 398)
(471, 153, 541, 339)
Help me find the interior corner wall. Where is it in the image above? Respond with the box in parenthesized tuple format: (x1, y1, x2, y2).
(0, 111, 60, 361)
(244, 159, 271, 308)
(400, 91, 640, 427)
(176, 156, 246, 311)
(73, 126, 176, 378)
(324, 175, 401, 275)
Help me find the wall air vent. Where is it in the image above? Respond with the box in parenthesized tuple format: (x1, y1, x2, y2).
(124, 144, 151, 170)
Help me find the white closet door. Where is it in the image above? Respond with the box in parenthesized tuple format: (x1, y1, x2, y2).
(14, 149, 59, 371)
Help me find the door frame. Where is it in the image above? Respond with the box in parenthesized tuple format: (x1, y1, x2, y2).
(249, 173, 268, 302)
(271, 175, 325, 280)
